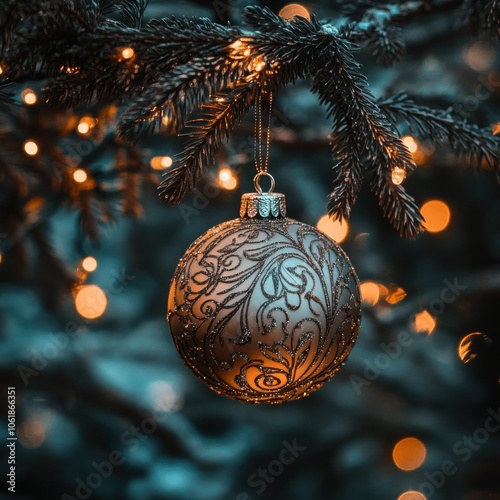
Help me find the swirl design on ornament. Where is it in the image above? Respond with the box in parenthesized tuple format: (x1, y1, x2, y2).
(168, 218, 361, 403)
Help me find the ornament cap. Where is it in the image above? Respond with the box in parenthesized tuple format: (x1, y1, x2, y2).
(240, 192, 286, 219)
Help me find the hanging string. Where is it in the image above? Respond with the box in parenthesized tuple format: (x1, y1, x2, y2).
(254, 87, 273, 174)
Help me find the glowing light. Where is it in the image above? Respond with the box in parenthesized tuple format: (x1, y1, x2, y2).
(421, 200, 451, 233)
(398, 492, 427, 500)
(22, 89, 37, 105)
(360, 282, 380, 306)
(402, 136, 418, 153)
(74, 285, 108, 320)
(493, 123, 500, 136)
(412, 310, 436, 335)
(249, 55, 266, 72)
(18, 419, 47, 449)
(217, 167, 238, 190)
(73, 169, 88, 183)
(279, 4, 311, 21)
(24, 140, 39, 156)
(150, 156, 173, 170)
(121, 47, 135, 60)
(77, 122, 90, 134)
(316, 215, 349, 243)
(162, 115, 170, 126)
(0, 65, 3, 75)
(230, 40, 243, 50)
(393, 437, 427, 471)
(148, 381, 183, 412)
(464, 41, 496, 71)
(458, 332, 492, 364)
(0, 253, 3, 265)
(386, 287, 407, 304)
(392, 166, 406, 185)
(82, 256, 98, 273)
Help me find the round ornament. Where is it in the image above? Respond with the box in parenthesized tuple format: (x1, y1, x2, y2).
(168, 182, 361, 404)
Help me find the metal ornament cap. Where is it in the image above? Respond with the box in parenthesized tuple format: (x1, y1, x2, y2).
(240, 192, 286, 219)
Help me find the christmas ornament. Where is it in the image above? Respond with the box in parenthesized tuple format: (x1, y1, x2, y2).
(167, 172, 361, 403)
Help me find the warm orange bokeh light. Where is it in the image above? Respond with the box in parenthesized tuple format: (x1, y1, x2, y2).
(74, 285, 108, 319)
(398, 491, 427, 500)
(279, 4, 311, 21)
(22, 89, 37, 105)
(412, 310, 436, 335)
(150, 156, 173, 170)
(316, 215, 349, 243)
(82, 256, 98, 273)
(121, 47, 135, 59)
(73, 169, 88, 183)
(458, 332, 491, 364)
(421, 200, 451, 233)
(402, 135, 418, 153)
(464, 41, 495, 71)
(18, 419, 47, 449)
(386, 287, 407, 305)
(393, 437, 427, 471)
(493, 123, 500, 136)
(218, 167, 238, 190)
(360, 282, 380, 306)
(24, 140, 39, 156)
(391, 166, 406, 185)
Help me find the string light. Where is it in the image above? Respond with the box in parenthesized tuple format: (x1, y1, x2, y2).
(398, 491, 427, 500)
(21, 89, 37, 105)
(82, 256, 98, 273)
(360, 282, 380, 306)
(402, 135, 418, 153)
(412, 310, 436, 335)
(77, 116, 96, 135)
(391, 166, 407, 185)
(74, 285, 108, 319)
(121, 47, 135, 60)
(392, 437, 427, 471)
(279, 4, 311, 21)
(150, 156, 173, 170)
(24, 140, 39, 156)
(316, 215, 349, 243)
(73, 169, 88, 183)
(217, 167, 238, 190)
(458, 332, 492, 364)
(420, 200, 451, 233)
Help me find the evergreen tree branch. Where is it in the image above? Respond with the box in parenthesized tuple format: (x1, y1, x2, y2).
(379, 93, 500, 175)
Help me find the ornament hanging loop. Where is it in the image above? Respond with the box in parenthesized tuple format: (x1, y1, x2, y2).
(254, 171, 275, 194)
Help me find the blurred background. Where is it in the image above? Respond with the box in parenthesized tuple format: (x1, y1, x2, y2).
(1, 1, 500, 499)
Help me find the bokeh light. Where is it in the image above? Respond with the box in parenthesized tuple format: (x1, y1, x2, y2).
(121, 47, 135, 59)
(493, 122, 500, 135)
(82, 256, 98, 273)
(22, 89, 37, 105)
(360, 282, 380, 306)
(18, 419, 47, 449)
(74, 285, 108, 320)
(464, 41, 496, 71)
(412, 310, 436, 335)
(386, 287, 407, 305)
(148, 381, 183, 412)
(402, 135, 418, 153)
(150, 156, 173, 170)
(279, 4, 311, 21)
(393, 437, 427, 471)
(24, 140, 39, 156)
(316, 215, 349, 243)
(458, 332, 492, 364)
(217, 167, 238, 190)
(420, 200, 451, 233)
(73, 169, 88, 183)
(398, 491, 427, 500)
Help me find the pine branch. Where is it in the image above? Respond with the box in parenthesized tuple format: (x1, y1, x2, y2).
(379, 93, 500, 174)
(312, 29, 422, 238)
(158, 83, 258, 205)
